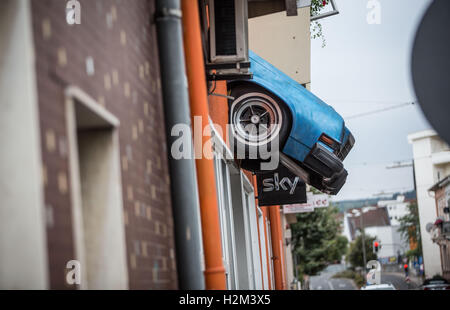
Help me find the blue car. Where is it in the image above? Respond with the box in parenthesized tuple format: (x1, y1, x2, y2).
(227, 51, 354, 195)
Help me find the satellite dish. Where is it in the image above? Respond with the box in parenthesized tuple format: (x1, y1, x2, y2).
(426, 223, 434, 233)
(411, 0, 450, 145)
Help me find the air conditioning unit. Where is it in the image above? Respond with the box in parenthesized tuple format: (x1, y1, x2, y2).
(207, 0, 251, 80)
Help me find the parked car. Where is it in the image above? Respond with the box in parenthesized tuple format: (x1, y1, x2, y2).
(228, 51, 355, 195)
(361, 284, 396, 290)
(421, 277, 450, 290)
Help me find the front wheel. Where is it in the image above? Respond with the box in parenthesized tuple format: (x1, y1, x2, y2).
(228, 84, 291, 171)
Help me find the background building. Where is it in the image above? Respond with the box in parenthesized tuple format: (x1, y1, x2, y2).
(378, 195, 410, 226)
(408, 130, 450, 278)
(428, 176, 450, 280)
(343, 206, 409, 260)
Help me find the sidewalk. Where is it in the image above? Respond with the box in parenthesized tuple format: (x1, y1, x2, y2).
(383, 272, 422, 289)
(407, 272, 423, 287)
(382, 265, 424, 286)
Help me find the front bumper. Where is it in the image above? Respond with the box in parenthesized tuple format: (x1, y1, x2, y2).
(336, 132, 355, 161)
(303, 143, 348, 195)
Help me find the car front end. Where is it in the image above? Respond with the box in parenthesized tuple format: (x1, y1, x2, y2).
(230, 51, 355, 195)
(300, 128, 355, 195)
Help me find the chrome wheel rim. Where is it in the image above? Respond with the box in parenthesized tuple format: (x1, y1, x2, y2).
(231, 93, 282, 146)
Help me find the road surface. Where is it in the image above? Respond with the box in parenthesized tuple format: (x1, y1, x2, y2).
(381, 273, 419, 290)
(310, 264, 357, 290)
(309, 265, 419, 290)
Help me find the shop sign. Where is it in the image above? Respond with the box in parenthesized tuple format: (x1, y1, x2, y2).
(256, 164, 307, 207)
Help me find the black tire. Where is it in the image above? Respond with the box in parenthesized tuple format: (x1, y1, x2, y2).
(228, 83, 292, 172)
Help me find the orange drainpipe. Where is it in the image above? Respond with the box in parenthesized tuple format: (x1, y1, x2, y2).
(269, 206, 287, 290)
(252, 174, 267, 289)
(280, 216, 288, 289)
(181, 0, 227, 290)
(262, 207, 273, 290)
(208, 81, 229, 139)
(255, 202, 266, 289)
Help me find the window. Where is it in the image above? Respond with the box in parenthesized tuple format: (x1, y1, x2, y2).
(230, 170, 262, 289)
(245, 180, 264, 289)
(442, 245, 450, 275)
(213, 157, 238, 289)
(211, 123, 262, 289)
(66, 86, 128, 289)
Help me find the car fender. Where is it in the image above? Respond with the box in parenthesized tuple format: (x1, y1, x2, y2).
(233, 51, 345, 161)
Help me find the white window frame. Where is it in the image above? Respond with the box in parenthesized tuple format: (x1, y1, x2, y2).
(213, 156, 239, 289)
(210, 122, 262, 290)
(310, 0, 340, 21)
(241, 175, 263, 289)
(65, 86, 128, 289)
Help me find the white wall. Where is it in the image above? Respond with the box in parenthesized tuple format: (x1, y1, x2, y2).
(365, 226, 407, 258)
(378, 196, 410, 226)
(248, 7, 311, 85)
(365, 226, 391, 257)
(0, 0, 49, 289)
(343, 213, 353, 241)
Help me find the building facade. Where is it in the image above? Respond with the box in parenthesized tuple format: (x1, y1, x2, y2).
(1, 0, 325, 290)
(343, 206, 409, 261)
(1, 0, 177, 289)
(408, 130, 450, 278)
(429, 176, 450, 280)
(378, 195, 410, 227)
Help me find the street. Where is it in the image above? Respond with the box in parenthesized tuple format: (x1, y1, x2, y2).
(310, 265, 420, 290)
(310, 265, 357, 290)
(380, 273, 419, 290)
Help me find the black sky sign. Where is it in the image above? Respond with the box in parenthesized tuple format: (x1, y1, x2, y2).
(256, 164, 307, 207)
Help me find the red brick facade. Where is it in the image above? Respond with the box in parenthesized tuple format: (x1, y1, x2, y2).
(30, 0, 177, 289)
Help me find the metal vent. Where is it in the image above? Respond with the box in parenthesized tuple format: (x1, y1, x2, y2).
(214, 0, 237, 56)
(209, 0, 248, 64)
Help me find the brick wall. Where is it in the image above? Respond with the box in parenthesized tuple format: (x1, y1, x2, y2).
(31, 0, 177, 289)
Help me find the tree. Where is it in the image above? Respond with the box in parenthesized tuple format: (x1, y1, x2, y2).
(326, 235, 349, 263)
(397, 202, 423, 258)
(347, 234, 377, 268)
(291, 205, 347, 277)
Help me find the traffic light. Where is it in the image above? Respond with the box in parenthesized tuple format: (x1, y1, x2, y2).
(373, 241, 380, 253)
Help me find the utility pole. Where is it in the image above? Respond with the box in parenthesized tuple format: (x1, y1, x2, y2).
(350, 206, 377, 270)
(360, 213, 367, 270)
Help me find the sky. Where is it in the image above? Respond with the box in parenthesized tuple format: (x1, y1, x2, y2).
(310, 0, 433, 201)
